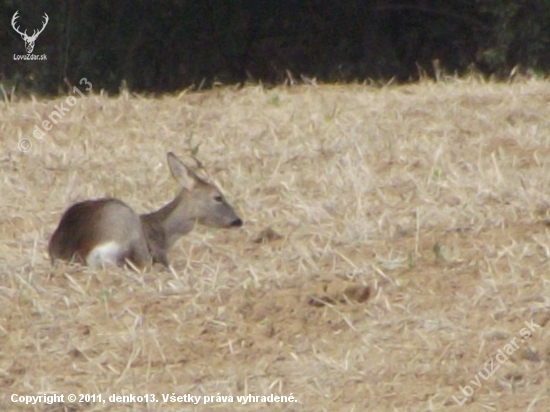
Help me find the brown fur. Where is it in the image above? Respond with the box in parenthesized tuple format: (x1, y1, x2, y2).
(48, 153, 242, 268)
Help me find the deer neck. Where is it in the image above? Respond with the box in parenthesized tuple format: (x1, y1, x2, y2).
(140, 191, 196, 249)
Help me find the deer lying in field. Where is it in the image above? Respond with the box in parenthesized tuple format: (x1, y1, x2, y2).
(48, 152, 243, 269)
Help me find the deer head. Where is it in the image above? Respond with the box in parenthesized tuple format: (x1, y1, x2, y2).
(12, 11, 49, 54)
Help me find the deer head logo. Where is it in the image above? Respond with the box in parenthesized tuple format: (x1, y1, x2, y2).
(11, 11, 49, 54)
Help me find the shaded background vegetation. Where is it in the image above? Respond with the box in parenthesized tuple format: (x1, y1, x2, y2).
(1, 0, 549, 96)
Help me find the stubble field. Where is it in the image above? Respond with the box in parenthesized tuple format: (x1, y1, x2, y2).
(1, 78, 550, 411)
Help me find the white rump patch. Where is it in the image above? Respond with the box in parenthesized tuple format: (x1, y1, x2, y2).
(86, 241, 124, 266)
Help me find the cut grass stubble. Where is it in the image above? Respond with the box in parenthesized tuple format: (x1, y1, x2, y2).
(1, 78, 550, 411)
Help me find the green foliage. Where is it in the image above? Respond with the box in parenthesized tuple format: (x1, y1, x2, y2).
(477, 0, 550, 73)
(268, 94, 280, 106)
(1, 0, 549, 96)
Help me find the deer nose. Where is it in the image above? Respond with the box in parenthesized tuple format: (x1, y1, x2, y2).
(231, 218, 243, 227)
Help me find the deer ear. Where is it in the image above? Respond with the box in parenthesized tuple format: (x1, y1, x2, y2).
(167, 152, 196, 191)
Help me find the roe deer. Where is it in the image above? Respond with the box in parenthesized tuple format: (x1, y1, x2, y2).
(48, 152, 243, 268)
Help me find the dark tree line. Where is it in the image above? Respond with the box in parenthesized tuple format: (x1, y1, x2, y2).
(1, 0, 549, 96)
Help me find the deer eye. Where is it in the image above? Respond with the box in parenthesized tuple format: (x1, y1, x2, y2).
(214, 195, 224, 203)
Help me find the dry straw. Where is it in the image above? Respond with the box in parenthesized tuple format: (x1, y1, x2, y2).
(1, 77, 550, 410)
